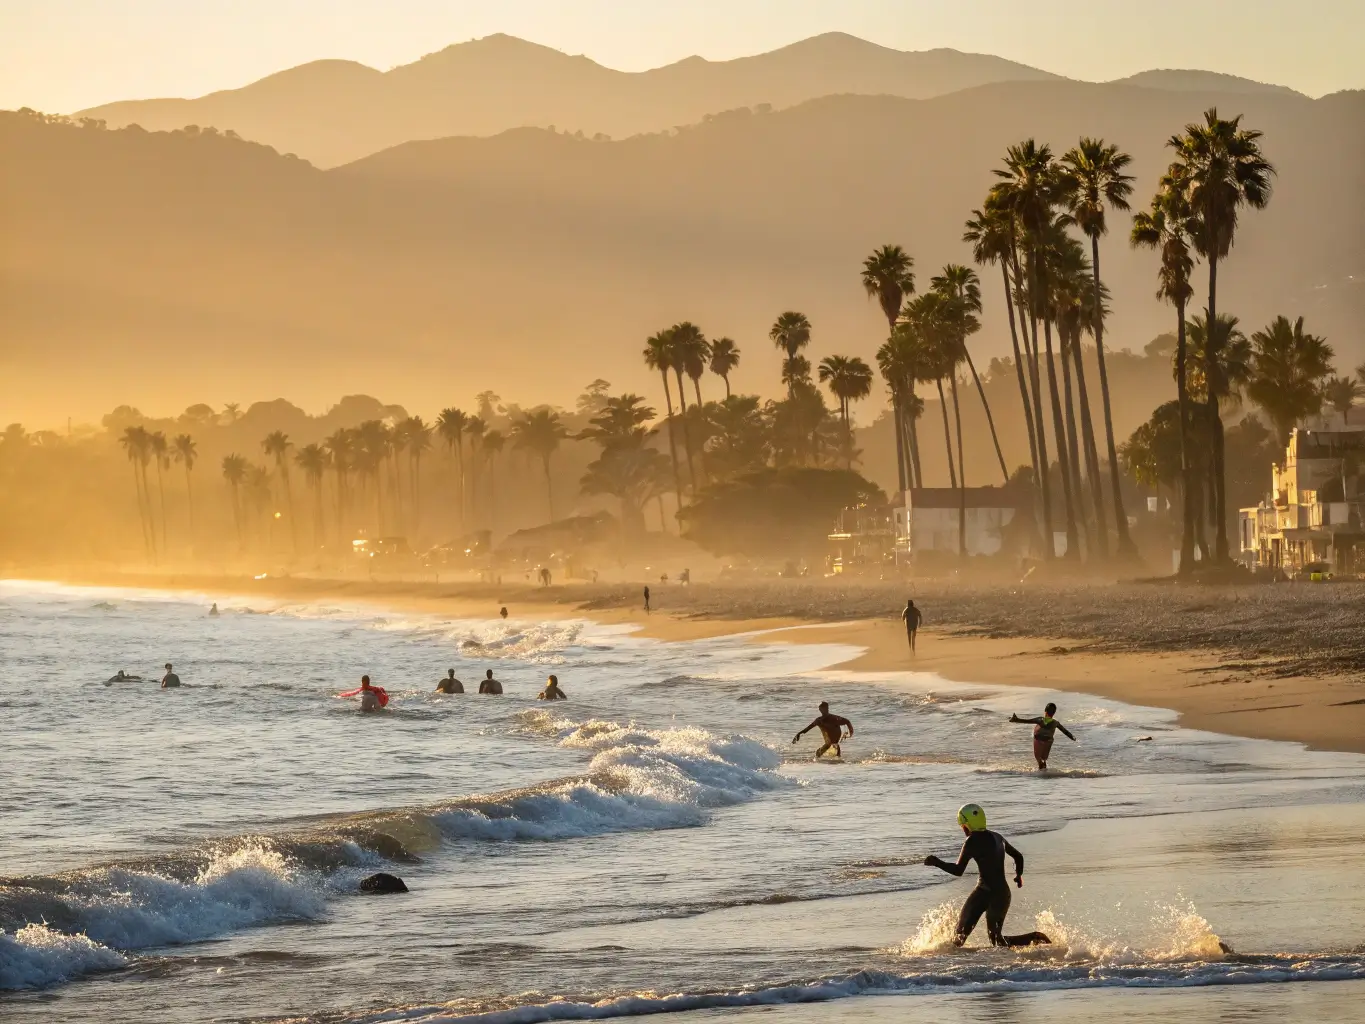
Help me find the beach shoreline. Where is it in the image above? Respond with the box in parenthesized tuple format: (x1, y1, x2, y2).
(11, 568, 1365, 755)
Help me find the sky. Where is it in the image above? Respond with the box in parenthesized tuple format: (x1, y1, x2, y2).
(2, 0, 1363, 112)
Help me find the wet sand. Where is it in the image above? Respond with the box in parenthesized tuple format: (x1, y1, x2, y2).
(22, 569, 1365, 754)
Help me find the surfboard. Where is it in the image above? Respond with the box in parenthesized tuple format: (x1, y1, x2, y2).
(1002, 931, 1052, 946)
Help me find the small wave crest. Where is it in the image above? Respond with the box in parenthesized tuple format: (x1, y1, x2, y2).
(0, 924, 127, 991)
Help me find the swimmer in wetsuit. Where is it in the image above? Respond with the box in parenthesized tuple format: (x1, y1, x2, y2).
(537, 674, 567, 700)
(792, 701, 853, 760)
(923, 803, 1050, 947)
(1010, 702, 1076, 770)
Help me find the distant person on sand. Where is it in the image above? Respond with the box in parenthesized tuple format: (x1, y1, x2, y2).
(901, 599, 923, 653)
(1010, 702, 1076, 770)
(923, 803, 1049, 948)
(478, 669, 503, 695)
(792, 701, 854, 760)
(537, 674, 567, 701)
(643, 586, 651, 613)
(436, 670, 463, 694)
(161, 663, 181, 688)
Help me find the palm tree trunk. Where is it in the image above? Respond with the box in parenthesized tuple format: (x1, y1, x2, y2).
(1023, 248, 1056, 558)
(950, 373, 967, 557)
(1206, 254, 1229, 563)
(1058, 329, 1091, 557)
(1042, 311, 1079, 559)
(659, 370, 685, 508)
(723, 375, 731, 399)
(674, 369, 698, 494)
(281, 466, 298, 555)
(130, 463, 152, 557)
(1175, 298, 1196, 573)
(542, 454, 554, 523)
(892, 399, 908, 492)
(184, 468, 195, 544)
(1069, 330, 1110, 560)
(154, 462, 168, 554)
(964, 349, 1008, 483)
(935, 379, 957, 489)
(1090, 235, 1134, 558)
(907, 387, 924, 487)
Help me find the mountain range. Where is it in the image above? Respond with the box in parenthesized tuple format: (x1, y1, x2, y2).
(7, 76, 1361, 435)
(75, 32, 1303, 168)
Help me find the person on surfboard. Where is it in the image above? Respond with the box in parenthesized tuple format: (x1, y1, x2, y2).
(792, 702, 853, 760)
(923, 803, 1050, 948)
(339, 675, 389, 711)
(1010, 702, 1075, 770)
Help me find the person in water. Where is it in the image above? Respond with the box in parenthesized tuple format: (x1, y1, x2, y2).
(901, 598, 923, 653)
(792, 701, 854, 760)
(537, 674, 567, 700)
(436, 670, 463, 694)
(208, 603, 219, 616)
(1010, 702, 1076, 770)
(478, 669, 503, 695)
(107, 669, 143, 683)
(357, 675, 384, 712)
(923, 803, 1049, 947)
(161, 663, 181, 688)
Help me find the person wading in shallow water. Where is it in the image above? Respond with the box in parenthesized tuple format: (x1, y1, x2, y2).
(160, 663, 181, 688)
(537, 674, 567, 701)
(1010, 702, 1076, 770)
(923, 803, 1050, 948)
(792, 702, 854, 760)
(901, 599, 923, 653)
(436, 670, 463, 694)
(478, 670, 503, 695)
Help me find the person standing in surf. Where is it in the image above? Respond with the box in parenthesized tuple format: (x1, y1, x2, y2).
(478, 669, 503, 695)
(792, 701, 853, 760)
(436, 670, 463, 694)
(923, 803, 1049, 948)
(901, 599, 922, 653)
(161, 663, 181, 688)
(1010, 703, 1076, 770)
(339, 675, 389, 712)
(537, 674, 567, 700)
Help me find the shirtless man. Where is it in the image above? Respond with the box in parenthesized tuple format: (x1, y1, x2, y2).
(792, 701, 854, 760)
(436, 670, 463, 694)
(478, 669, 503, 695)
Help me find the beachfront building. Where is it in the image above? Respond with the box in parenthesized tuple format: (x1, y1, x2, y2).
(1239, 427, 1365, 573)
(891, 487, 1025, 565)
(826, 502, 896, 574)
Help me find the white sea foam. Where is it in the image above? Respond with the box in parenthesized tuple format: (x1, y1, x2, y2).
(0, 924, 127, 991)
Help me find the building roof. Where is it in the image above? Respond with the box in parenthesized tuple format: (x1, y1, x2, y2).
(908, 487, 1023, 510)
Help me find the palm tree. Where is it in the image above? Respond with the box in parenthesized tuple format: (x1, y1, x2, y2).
(481, 429, 505, 525)
(668, 323, 707, 490)
(709, 337, 740, 398)
(118, 425, 154, 557)
(862, 245, 917, 489)
(1326, 376, 1362, 426)
(147, 430, 170, 553)
(295, 443, 329, 547)
(511, 409, 568, 523)
(644, 332, 686, 506)
(262, 430, 296, 555)
(876, 331, 927, 490)
(769, 312, 812, 392)
(1060, 138, 1136, 557)
(1248, 316, 1334, 446)
(932, 264, 1008, 484)
(324, 429, 355, 536)
(1132, 182, 1199, 572)
(464, 416, 487, 528)
(404, 415, 432, 535)
(817, 355, 874, 468)
(221, 453, 248, 550)
(1168, 109, 1275, 562)
(221, 403, 241, 424)
(172, 432, 198, 539)
(436, 407, 469, 534)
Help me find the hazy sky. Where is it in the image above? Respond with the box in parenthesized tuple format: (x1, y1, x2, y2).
(3, 0, 1363, 112)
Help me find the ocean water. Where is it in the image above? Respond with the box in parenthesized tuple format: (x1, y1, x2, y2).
(2, 579, 1364, 1023)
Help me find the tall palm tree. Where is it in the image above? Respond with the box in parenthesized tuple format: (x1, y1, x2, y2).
(404, 415, 432, 535)
(262, 430, 296, 555)
(221, 453, 248, 550)
(1168, 109, 1275, 562)
(147, 430, 169, 553)
(643, 332, 686, 506)
(817, 355, 874, 468)
(876, 331, 927, 490)
(932, 264, 1007, 484)
(668, 323, 707, 491)
(118, 425, 154, 558)
(510, 409, 568, 523)
(295, 443, 329, 547)
(862, 245, 917, 489)
(1060, 138, 1136, 557)
(1248, 316, 1334, 446)
(464, 416, 487, 528)
(1325, 377, 1362, 426)
(324, 429, 355, 536)
(172, 434, 197, 542)
(769, 312, 812, 391)
(1132, 182, 1199, 572)
(482, 430, 505, 526)
(709, 337, 740, 398)
(436, 407, 469, 534)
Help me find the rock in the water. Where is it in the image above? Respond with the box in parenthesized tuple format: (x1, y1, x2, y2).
(359, 872, 408, 894)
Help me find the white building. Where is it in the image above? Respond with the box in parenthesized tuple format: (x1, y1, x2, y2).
(892, 487, 1024, 562)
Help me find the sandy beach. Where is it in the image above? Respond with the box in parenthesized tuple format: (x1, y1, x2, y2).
(24, 568, 1365, 755)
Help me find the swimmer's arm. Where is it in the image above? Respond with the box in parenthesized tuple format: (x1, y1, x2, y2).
(1058, 723, 1076, 741)
(924, 840, 972, 876)
(837, 716, 854, 737)
(793, 718, 819, 742)
(1005, 839, 1025, 885)
(1010, 715, 1044, 725)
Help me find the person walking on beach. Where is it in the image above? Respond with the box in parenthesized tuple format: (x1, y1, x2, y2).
(161, 663, 181, 688)
(792, 701, 854, 760)
(923, 803, 1049, 947)
(537, 674, 567, 701)
(643, 586, 651, 613)
(901, 599, 922, 653)
(478, 669, 503, 695)
(499, 607, 509, 620)
(436, 670, 463, 694)
(1010, 702, 1076, 770)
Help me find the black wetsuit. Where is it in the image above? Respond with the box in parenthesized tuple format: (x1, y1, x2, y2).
(927, 829, 1025, 946)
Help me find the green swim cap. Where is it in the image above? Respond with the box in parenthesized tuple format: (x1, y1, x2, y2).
(957, 803, 987, 832)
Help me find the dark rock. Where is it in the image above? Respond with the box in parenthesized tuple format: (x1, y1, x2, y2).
(359, 872, 408, 894)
